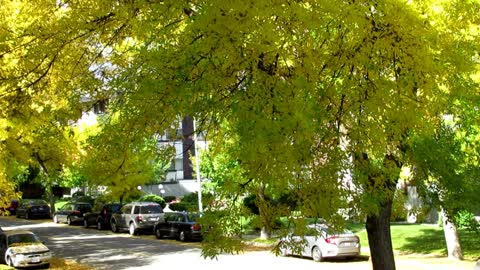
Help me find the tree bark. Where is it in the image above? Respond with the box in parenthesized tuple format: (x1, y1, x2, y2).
(441, 210, 463, 260)
(366, 198, 396, 270)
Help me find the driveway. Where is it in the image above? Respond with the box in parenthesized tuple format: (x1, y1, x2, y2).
(0, 216, 477, 270)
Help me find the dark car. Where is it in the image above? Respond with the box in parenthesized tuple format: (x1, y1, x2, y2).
(154, 212, 202, 242)
(5, 200, 19, 215)
(0, 230, 52, 268)
(110, 202, 164, 235)
(53, 202, 92, 225)
(83, 203, 123, 230)
(16, 199, 50, 219)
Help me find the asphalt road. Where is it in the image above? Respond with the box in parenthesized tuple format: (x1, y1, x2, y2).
(2, 216, 475, 270)
(0, 215, 373, 270)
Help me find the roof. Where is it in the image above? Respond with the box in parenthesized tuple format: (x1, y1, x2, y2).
(126, 201, 160, 206)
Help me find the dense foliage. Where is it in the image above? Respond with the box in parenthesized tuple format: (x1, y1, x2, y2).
(1, 1, 478, 269)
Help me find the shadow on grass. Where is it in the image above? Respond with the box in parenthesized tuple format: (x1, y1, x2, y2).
(396, 226, 446, 255)
(286, 254, 370, 263)
(395, 225, 480, 261)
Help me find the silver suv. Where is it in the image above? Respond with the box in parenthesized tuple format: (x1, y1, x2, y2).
(110, 202, 164, 235)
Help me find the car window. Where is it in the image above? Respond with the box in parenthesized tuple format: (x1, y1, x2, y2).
(7, 234, 41, 246)
(133, 206, 140, 214)
(76, 204, 92, 212)
(109, 204, 122, 213)
(61, 204, 72, 210)
(187, 213, 199, 222)
(165, 213, 178, 222)
(140, 205, 162, 214)
(121, 205, 132, 214)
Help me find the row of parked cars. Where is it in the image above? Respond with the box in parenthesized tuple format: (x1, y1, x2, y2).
(8, 199, 204, 242)
(52, 201, 203, 242)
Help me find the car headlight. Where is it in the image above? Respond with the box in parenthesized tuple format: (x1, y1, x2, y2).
(15, 254, 25, 260)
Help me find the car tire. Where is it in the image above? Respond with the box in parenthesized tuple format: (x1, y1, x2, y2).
(67, 216, 72, 225)
(83, 219, 89, 228)
(53, 215, 59, 223)
(155, 227, 162, 239)
(97, 221, 103, 230)
(280, 247, 288, 257)
(312, 246, 323, 262)
(179, 231, 186, 242)
(111, 221, 119, 233)
(129, 223, 137, 236)
(6, 255, 13, 267)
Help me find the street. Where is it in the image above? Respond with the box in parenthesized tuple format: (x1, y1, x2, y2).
(0, 216, 477, 270)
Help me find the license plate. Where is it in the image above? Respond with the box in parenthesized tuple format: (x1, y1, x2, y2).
(149, 217, 157, 221)
(31, 257, 40, 263)
(39, 207, 44, 210)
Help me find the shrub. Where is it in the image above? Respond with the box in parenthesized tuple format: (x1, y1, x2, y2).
(455, 210, 479, 231)
(163, 195, 177, 203)
(139, 194, 166, 208)
(169, 202, 189, 212)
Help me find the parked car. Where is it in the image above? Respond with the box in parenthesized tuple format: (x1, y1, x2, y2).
(154, 212, 202, 242)
(16, 199, 50, 219)
(279, 224, 361, 262)
(110, 202, 164, 235)
(53, 202, 92, 225)
(5, 200, 19, 216)
(83, 203, 123, 230)
(0, 230, 51, 268)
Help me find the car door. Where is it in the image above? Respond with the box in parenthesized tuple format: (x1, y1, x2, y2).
(16, 201, 26, 217)
(58, 203, 73, 222)
(158, 213, 175, 237)
(118, 205, 132, 229)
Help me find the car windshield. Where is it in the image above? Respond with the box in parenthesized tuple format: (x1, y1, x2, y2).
(140, 205, 162, 214)
(8, 234, 41, 247)
(187, 213, 200, 222)
(29, 200, 48, 206)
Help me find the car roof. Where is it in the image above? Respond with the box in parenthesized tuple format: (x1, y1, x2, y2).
(1, 230, 35, 236)
(126, 201, 160, 206)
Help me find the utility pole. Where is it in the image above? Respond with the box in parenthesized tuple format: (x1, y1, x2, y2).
(193, 117, 203, 213)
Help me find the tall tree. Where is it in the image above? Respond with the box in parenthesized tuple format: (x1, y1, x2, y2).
(1, 1, 478, 270)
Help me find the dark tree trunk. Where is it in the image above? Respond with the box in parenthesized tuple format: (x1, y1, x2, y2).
(366, 199, 396, 270)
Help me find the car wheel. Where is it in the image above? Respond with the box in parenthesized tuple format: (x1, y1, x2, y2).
(67, 216, 72, 225)
(179, 231, 186, 242)
(155, 227, 162, 239)
(6, 255, 13, 267)
(312, 246, 323, 262)
(97, 221, 103, 230)
(111, 221, 119, 233)
(280, 247, 288, 257)
(129, 223, 137, 236)
(83, 219, 89, 228)
(53, 215, 59, 223)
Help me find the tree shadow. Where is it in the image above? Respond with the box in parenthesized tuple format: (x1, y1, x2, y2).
(396, 227, 447, 255)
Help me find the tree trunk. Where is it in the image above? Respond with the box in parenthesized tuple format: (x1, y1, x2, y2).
(441, 210, 463, 260)
(257, 183, 271, 240)
(366, 199, 396, 270)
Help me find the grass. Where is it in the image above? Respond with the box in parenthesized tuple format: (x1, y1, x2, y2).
(355, 223, 480, 261)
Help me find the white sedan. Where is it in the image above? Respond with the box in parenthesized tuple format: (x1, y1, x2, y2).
(0, 230, 52, 268)
(279, 224, 361, 262)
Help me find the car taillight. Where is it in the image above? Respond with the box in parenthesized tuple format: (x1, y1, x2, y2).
(325, 236, 338, 245)
(73, 210, 81, 215)
(191, 224, 201, 231)
(137, 215, 143, 222)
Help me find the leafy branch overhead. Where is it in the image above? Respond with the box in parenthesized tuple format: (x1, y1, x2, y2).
(0, 1, 479, 270)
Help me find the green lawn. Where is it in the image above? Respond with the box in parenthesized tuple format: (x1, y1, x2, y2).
(355, 223, 480, 261)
